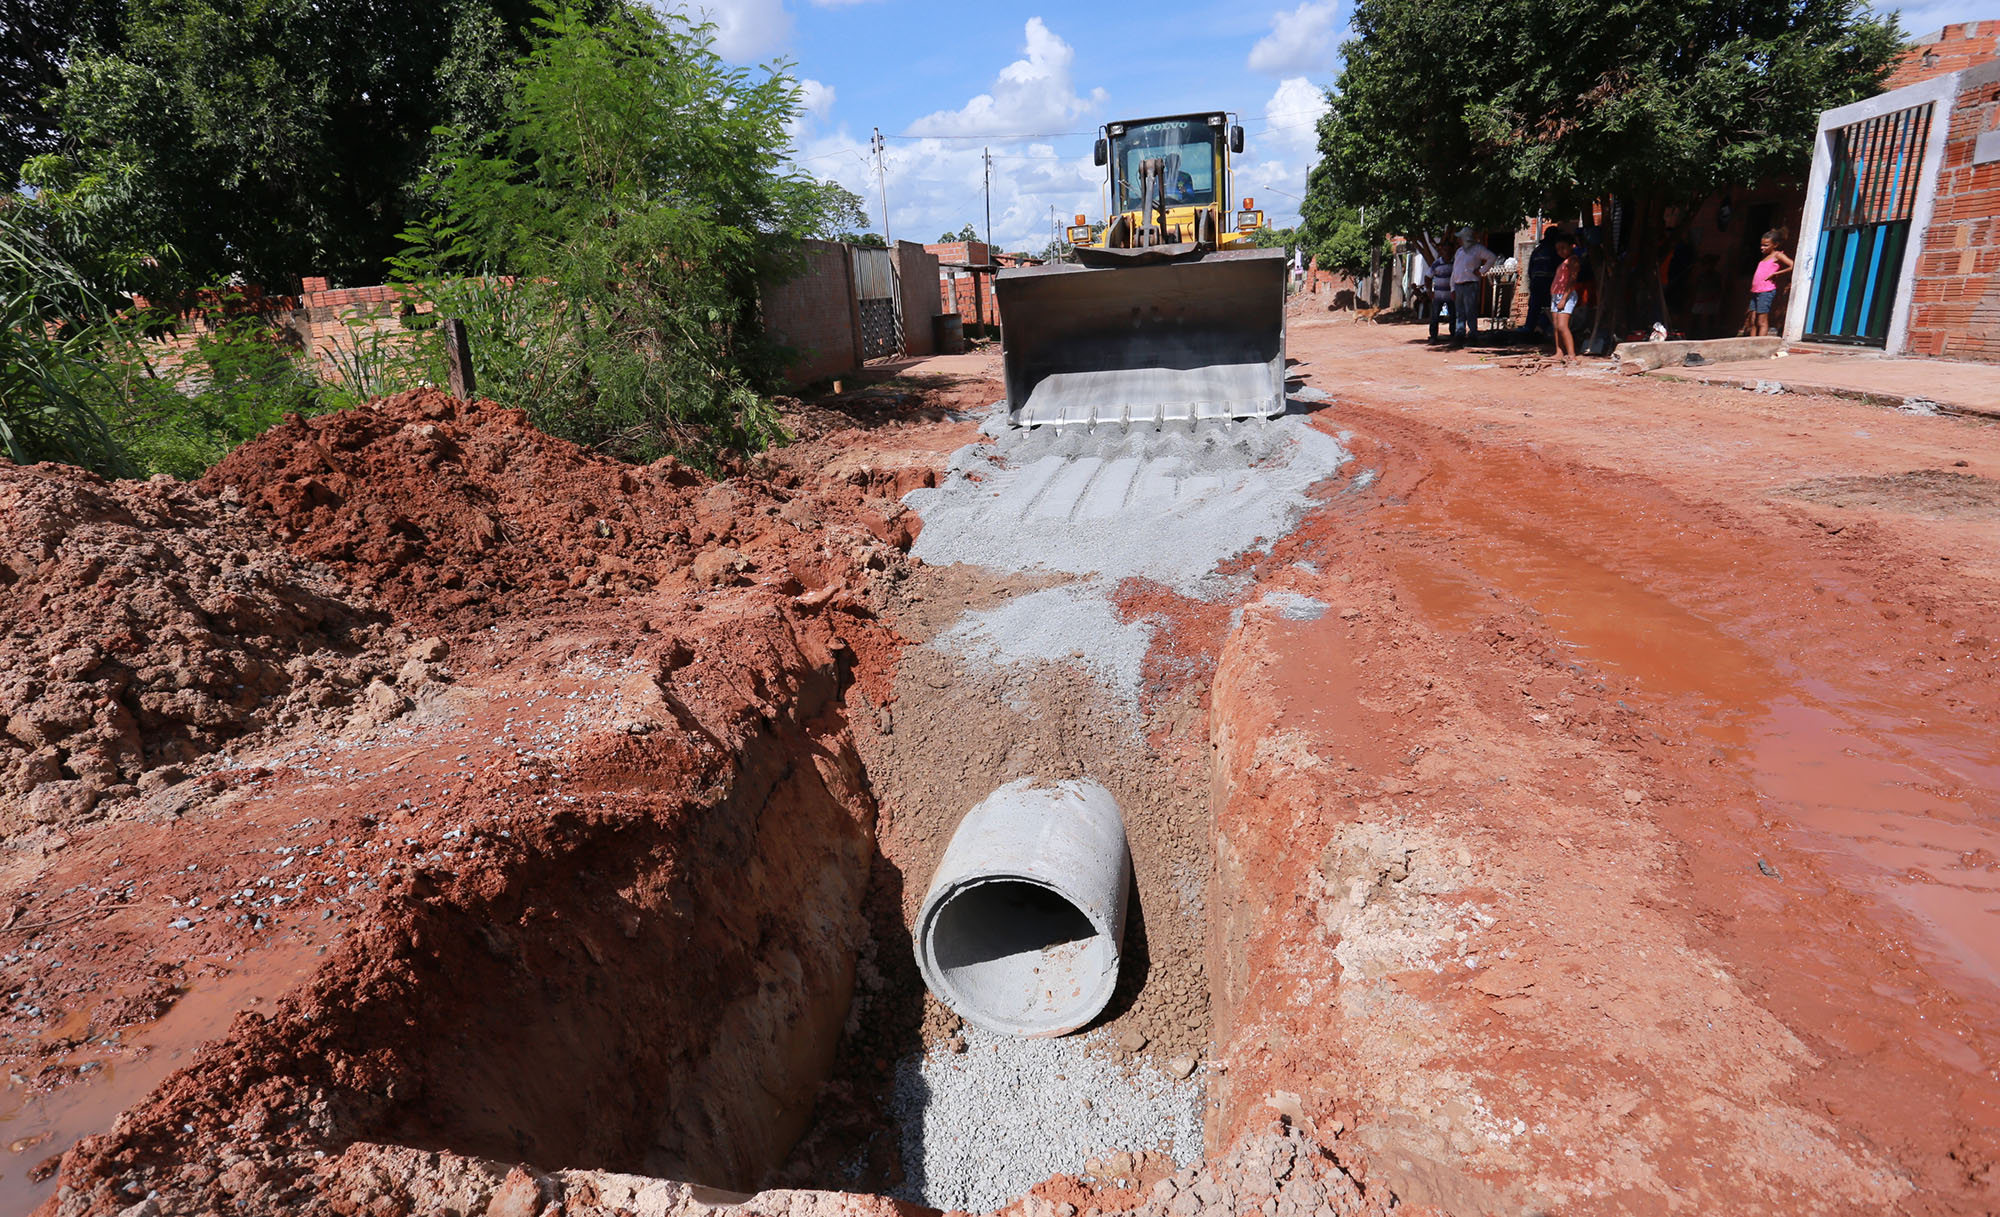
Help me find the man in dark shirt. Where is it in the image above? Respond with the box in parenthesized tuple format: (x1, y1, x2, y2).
(1525, 226, 1564, 337)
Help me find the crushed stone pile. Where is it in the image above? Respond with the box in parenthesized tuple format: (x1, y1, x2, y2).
(0, 463, 400, 835)
(203, 389, 918, 629)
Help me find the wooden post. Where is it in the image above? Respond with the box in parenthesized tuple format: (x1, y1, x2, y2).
(444, 318, 475, 400)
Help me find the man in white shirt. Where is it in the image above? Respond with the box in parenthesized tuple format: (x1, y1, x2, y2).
(1449, 227, 1497, 346)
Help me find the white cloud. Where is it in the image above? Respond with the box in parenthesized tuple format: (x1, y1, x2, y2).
(1263, 76, 1328, 159)
(1247, 1, 1346, 76)
(1222, 78, 1329, 228)
(785, 78, 837, 145)
(796, 122, 1105, 254)
(799, 78, 837, 119)
(906, 18, 1109, 138)
(660, 0, 792, 61)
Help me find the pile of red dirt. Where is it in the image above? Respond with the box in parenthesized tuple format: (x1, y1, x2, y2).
(202, 389, 921, 630)
(0, 463, 399, 836)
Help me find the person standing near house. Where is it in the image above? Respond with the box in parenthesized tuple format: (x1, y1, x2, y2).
(1525, 226, 1564, 337)
(1745, 230, 1793, 337)
(1427, 249, 1455, 342)
(1547, 233, 1581, 364)
(1450, 227, 1497, 347)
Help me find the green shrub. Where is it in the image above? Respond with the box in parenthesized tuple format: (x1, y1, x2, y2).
(0, 214, 129, 474)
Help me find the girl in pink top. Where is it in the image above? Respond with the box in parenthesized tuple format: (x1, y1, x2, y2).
(1745, 230, 1793, 337)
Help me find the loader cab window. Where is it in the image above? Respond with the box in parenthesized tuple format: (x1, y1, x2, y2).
(1111, 118, 1219, 211)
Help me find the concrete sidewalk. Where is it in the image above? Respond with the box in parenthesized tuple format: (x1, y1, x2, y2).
(1651, 350, 2000, 419)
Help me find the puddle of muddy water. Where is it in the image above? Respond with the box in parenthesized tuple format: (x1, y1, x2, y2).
(0, 940, 319, 1213)
(1387, 480, 2000, 993)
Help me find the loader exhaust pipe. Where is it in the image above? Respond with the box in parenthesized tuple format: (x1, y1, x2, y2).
(915, 779, 1131, 1038)
(996, 247, 1289, 428)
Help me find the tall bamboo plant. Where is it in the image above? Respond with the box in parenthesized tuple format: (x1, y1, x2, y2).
(0, 213, 129, 474)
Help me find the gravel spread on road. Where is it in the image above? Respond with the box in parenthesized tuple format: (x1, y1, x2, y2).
(905, 405, 1349, 597)
(889, 1025, 1205, 1213)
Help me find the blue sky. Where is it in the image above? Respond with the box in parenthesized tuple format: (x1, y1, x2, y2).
(670, 0, 1994, 254)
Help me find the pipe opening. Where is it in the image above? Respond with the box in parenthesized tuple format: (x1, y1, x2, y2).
(930, 878, 1113, 1033)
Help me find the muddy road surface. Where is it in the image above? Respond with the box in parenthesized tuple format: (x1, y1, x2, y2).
(0, 328, 1994, 1217)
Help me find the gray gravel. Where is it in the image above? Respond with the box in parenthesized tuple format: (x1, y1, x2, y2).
(1259, 589, 1328, 621)
(906, 406, 1350, 599)
(889, 1025, 1206, 1213)
(892, 405, 1341, 1212)
(930, 583, 1154, 715)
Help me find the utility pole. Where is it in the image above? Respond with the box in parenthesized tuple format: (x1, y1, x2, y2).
(871, 128, 891, 245)
(983, 147, 993, 256)
(1050, 204, 1057, 257)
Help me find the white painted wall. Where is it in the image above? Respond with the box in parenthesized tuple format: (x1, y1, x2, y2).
(1785, 72, 1959, 353)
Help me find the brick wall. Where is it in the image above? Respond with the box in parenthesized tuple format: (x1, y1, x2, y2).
(937, 269, 998, 329)
(763, 238, 861, 384)
(924, 241, 994, 268)
(140, 238, 906, 391)
(1904, 72, 2000, 362)
(131, 281, 425, 380)
(1887, 22, 2000, 91)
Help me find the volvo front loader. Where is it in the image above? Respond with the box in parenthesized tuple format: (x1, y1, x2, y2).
(996, 111, 1289, 428)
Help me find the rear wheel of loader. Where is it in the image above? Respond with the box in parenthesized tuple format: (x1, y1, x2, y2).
(995, 247, 1289, 429)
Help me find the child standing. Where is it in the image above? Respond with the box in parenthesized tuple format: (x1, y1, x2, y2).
(1548, 233, 1581, 364)
(1745, 231, 1793, 337)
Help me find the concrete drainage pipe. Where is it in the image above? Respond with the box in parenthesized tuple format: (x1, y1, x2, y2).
(915, 778, 1131, 1037)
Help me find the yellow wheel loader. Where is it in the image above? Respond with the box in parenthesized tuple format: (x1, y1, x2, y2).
(996, 111, 1289, 428)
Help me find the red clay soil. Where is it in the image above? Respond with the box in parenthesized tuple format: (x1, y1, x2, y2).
(200, 387, 944, 634)
(43, 592, 885, 1216)
(4, 383, 964, 1216)
(12, 326, 2000, 1217)
(1197, 318, 2000, 1215)
(0, 463, 400, 837)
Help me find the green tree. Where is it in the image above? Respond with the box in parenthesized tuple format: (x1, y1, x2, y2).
(399, 3, 854, 465)
(939, 223, 979, 243)
(1313, 0, 1902, 327)
(813, 182, 871, 240)
(0, 0, 123, 190)
(35, 0, 556, 291)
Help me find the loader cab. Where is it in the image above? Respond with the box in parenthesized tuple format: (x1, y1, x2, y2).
(1098, 114, 1233, 210)
(1090, 112, 1251, 250)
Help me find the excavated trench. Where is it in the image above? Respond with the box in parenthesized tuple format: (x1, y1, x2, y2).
(341, 418, 1343, 1207)
(273, 629, 1213, 1208)
(42, 406, 1355, 1216)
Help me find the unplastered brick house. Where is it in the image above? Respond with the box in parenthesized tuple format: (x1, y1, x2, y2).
(1786, 22, 2000, 361)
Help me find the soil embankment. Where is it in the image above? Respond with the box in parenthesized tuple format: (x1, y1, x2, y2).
(4, 382, 965, 1216)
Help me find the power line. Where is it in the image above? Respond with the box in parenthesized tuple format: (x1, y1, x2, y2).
(888, 129, 1104, 142)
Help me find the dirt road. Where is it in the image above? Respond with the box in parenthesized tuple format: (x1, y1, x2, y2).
(6, 324, 1997, 1216)
(1212, 314, 2000, 1212)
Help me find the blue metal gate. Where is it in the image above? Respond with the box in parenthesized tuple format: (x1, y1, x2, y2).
(1805, 103, 1933, 346)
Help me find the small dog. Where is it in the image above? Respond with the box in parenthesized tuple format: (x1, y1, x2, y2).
(1349, 307, 1380, 324)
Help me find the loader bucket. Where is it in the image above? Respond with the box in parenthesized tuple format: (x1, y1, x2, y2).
(996, 247, 1288, 428)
